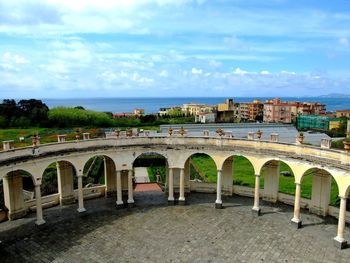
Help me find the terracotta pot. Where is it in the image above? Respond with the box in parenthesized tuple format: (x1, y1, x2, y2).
(126, 129, 132, 137)
(343, 141, 350, 152)
(115, 129, 120, 137)
(32, 135, 38, 146)
(296, 135, 304, 144)
(168, 128, 173, 136)
(216, 128, 224, 137)
(256, 130, 262, 139)
(179, 127, 186, 136)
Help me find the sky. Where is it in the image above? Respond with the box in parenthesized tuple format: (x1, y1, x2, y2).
(0, 0, 350, 98)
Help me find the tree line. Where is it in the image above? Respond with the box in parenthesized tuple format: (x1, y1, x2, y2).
(0, 99, 195, 128)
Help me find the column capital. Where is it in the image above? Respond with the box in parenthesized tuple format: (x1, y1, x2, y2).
(295, 182, 301, 186)
(33, 177, 42, 186)
(77, 173, 84, 178)
(255, 174, 260, 177)
(338, 195, 347, 200)
(217, 169, 222, 173)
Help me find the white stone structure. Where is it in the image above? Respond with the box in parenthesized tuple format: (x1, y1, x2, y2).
(1, 136, 350, 249)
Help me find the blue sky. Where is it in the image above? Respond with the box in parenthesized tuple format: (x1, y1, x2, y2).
(0, 0, 350, 98)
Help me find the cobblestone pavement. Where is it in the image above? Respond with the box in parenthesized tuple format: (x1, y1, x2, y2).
(1, 192, 350, 263)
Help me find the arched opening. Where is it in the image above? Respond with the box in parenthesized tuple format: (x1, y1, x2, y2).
(183, 153, 218, 204)
(187, 153, 217, 183)
(41, 162, 59, 197)
(301, 168, 333, 217)
(258, 160, 296, 203)
(82, 155, 115, 199)
(231, 156, 256, 188)
(3, 169, 35, 220)
(0, 178, 6, 222)
(132, 152, 168, 205)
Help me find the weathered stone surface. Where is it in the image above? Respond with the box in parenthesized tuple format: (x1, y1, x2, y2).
(0, 193, 350, 262)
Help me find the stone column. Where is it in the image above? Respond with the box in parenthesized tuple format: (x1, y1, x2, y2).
(215, 170, 223, 209)
(116, 170, 123, 207)
(263, 162, 280, 203)
(77, 174, 86, 213)
(34, 183, 45, 225)
(103, 157, 108, 197)
(291, 183, 302, 228)
(334, 196, 348, 249)
(178, 168, 185, 205)
(56, 162, 75, 205)
(168, 168, 175, 205)
(252, 174, 261, 216)
(127, 170, 134, 207)
(3, 172, 26, 220)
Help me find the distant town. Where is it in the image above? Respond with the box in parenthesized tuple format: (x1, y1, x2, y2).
(113, 98, 350, 136)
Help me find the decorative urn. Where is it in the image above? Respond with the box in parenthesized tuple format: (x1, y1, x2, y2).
(256, 130, 262, 139)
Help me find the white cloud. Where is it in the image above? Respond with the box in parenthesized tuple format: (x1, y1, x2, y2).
(191, 67, 203, 74)
(233, 67, 249, 75)
(260, 70, 270, 75)
(159, 70, 168, 77)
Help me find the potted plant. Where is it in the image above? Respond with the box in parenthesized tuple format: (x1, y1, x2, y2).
(168, 127, 173, 136)
(126, 128, 132, 137)
(296, 132, 304, 145)
(75, 128, 81, 140)
(256, 130, 262, 139)
(343, 138, 350, 152)
(115, 128, 121, 137)
(179, 127, 186, 136)
(31, 133, 39, 146)
(216, 128, 224, 137)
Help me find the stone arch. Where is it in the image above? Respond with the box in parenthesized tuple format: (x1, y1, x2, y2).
(132, 152, 168, 185)
(184, 152, 218, 183)
(41, 162, 60, 197)
(259, 159, 295, 203)
(300, 167, 335, 216)
(3, 169, 35, 220)
(54, 160, 78, 205)
(220, 154, 256, 196)
(83, 155, 115, 185)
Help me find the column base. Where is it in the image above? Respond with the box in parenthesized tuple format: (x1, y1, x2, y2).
(35, 219, 46, 226)
(215, 202, 223, 209)
(334, 237, 348, 249)
(116, 201, 124, 208)
(77, 207, 86, 213)
(251, 207, 261, 216)
(291, 218, 302, 229)
(127, 201, 135, 208)
(178, 199, 186, 206)
(60, 196, 75, 205)
(168, 199, 175, 205)
(8, 209, 27, 220)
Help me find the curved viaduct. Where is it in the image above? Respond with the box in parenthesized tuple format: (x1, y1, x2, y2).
(1, 136, 350, 248)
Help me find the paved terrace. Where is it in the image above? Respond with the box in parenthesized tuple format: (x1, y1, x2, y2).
(1, 192, 350, 263)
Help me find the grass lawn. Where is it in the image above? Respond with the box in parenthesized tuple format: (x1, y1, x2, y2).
(191, 155, 340, 206)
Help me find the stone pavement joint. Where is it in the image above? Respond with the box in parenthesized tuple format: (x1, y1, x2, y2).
(0, 193, 349, 263)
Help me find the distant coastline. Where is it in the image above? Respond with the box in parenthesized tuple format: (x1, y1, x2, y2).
(20, 97, 348, 114)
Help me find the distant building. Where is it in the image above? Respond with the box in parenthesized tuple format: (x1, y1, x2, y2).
(336, 109, 350, 118)
(217, 99, 236, 122)
(264, 98, 326, 124)
(134, 108, 144, 116)
(182, 103, 216, 116)
(248, 100, 264, 121)
(113, 112, 134, 118)
(297, 115, 343, 131)
(218, 99, 234, 111)
(195, 112, 216, 123)
(159, 107, 171, 116)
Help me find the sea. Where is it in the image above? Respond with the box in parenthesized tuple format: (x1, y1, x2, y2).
(41, 97, 350, 113)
